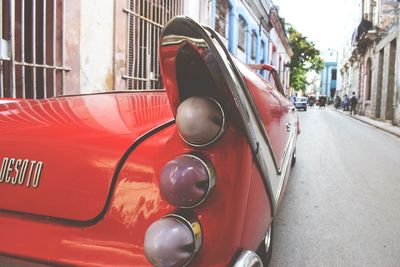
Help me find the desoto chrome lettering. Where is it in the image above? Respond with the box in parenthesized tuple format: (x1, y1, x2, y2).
(0, 157, 44, 188)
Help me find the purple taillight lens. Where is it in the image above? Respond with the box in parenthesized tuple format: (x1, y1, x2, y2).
(160, 154, 215, 208)
(144, 214, 202, 267)
(176, 96, 225, 147)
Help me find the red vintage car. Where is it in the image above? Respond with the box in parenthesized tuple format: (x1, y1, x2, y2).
(0, 16, 298, 267)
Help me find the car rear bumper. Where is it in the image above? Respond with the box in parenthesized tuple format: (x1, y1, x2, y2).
(295, 104, 307, 109)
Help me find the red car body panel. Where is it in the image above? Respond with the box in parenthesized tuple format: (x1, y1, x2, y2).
(0, 16, 297, 267)
(240, 164, 272, 249)
(0, 92, 173, 221)
(236, 60, 295, 169)
(0, 91, 271, 266)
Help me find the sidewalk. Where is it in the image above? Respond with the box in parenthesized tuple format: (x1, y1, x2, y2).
(333, 108, 400, 138)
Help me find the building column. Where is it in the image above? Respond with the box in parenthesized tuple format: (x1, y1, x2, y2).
(381, 40, 396, 122)
(394, 29, 400, 125)
(228, 6, 237, 55)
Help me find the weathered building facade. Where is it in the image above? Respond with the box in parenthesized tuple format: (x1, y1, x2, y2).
(1, 0, 292, 99)
(0, 0, 184, 98)
(340, 0, 400, 125)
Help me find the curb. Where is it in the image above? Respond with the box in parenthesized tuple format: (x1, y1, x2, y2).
(332, 108, 400, 139)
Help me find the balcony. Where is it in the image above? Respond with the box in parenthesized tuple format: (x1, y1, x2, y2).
(354, 19, 378, 52)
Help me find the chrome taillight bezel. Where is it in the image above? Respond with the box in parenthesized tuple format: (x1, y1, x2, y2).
(163, 212, 202, 257)
(144, 212, 203, 267)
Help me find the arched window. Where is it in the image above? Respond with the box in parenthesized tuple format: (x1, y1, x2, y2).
(215, 0, 229, 37)
(260, 40, 266, 76)
(238, 16, 247, 52)
(250, 31, 257, 60)
(260, 41, 265, 63)
(366, 58, 372, 100)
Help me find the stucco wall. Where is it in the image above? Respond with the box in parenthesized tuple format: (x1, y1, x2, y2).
(184, 0, 201, 22)
(64, 0, 292, 95)
(64, 0, 81, 95)
(80, 0, 114, 93)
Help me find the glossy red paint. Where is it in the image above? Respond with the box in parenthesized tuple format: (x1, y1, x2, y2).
(0, 92, 267, 266)
(113, 117, 256, 266)
(236, 60, 297, 169)
(240, 163, 272, 249)
(0, 92, 173, 221)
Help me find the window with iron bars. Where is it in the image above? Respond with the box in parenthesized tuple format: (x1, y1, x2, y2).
(124, 0, 183, 90)
(215, 0, 229, 37)
(1, 0, 68, 99)
(238, 16, 246, 52)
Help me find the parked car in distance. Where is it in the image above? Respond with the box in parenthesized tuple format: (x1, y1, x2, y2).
(295, 97, 308, 111)
(0, 16, 299, 267)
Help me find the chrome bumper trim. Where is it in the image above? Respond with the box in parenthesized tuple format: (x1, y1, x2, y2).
(233, 250, 264, 267)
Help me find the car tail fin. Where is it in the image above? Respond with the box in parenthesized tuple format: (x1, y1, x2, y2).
(159, 16, 279, 211)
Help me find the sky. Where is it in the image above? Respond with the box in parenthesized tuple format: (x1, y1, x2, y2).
(273, 0, 347, 52)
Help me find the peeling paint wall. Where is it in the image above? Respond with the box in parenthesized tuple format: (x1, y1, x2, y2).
(380, 0, 400, 33)
(80, 0, 114, 93)
(64, 0, 82, 95)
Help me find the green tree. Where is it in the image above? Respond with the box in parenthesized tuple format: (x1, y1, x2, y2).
(287, 25, 324, 92)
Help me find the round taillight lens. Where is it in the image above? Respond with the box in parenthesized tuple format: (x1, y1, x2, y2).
(160, 154, 215, 208)
(144, 214, 202, 267)
(176, 96, 225, 147)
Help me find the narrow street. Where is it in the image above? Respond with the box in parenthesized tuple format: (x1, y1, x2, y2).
(270, 108, 400, 267)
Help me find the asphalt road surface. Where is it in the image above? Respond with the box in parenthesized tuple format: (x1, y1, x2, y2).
(269, 108, 400, 267)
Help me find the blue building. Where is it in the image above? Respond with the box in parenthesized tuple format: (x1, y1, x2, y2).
(203, 0, 293, 90)
(320, 49, 338, 97)
(210, 0, 270, 64)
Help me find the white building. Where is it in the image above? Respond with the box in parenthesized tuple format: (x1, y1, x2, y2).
(340, 0, 400, 125)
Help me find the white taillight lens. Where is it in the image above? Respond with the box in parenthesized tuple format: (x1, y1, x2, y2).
(144, 214, 202, 267)
(176, 96, 225, 147)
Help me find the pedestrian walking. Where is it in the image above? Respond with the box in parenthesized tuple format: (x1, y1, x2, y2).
(343, 95, 349, 111)
(350, 92, 358, 116)
(334, 95, 341, 109)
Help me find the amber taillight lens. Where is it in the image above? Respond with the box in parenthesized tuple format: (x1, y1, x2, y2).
(160, 154, 215, 208)
(176, 96, 225, 147)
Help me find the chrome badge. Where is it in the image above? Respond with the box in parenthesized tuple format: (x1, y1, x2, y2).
(0, 157, 44, 188)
